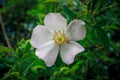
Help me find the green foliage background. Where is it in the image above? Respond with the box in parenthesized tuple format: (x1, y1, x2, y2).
(0, 0, 120, 80)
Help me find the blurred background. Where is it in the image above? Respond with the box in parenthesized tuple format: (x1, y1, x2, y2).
(0, 0, 120, 80)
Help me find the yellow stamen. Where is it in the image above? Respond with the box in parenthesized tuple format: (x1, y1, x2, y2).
(53, 30, 69, 45)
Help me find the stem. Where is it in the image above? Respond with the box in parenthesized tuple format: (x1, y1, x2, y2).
(54, 2, 58, 12)
(0, 13, 12, 48)
(2, 66, 15, 80)
(83, 60, 88, 80)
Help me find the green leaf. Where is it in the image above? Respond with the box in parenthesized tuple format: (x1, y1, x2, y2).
(45, 0, 60, 3)
(23, 40, 31, 53)
(91, 27, 97, 41)
(20, 58, 35, 76)
(111, 41, 120, 53)
(10, 72, 20, 76)
(30, 58, 46, 73)
(0, 45, 13, 53)
(96, 27, 110, 48)
(31, 65, 46, 74)
(63, 6, 76, 21)
(63, 60, 84, 75)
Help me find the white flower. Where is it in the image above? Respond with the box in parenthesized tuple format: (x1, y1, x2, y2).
(30, 13, 86, 67)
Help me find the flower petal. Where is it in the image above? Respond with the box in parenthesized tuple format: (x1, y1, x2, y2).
(36, 41, 59, 67)
(30, 25, 52, 48)
(44, 13, 67, 33)
(60, 41, 84, 65)
(66, 20, 86, 41)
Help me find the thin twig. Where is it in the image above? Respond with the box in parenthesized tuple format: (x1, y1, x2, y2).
(0, 13, 12, 48)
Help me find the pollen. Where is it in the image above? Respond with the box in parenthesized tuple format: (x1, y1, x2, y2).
(53, 30, 69, 45)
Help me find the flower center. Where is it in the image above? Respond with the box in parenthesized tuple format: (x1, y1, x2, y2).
(53, 30, 69, 45)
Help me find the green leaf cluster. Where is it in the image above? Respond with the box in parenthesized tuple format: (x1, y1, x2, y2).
(0, 0, 120, 80)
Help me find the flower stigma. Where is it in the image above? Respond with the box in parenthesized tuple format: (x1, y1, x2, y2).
(53, 30, 69, 45)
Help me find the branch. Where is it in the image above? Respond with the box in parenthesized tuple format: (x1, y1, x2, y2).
(0, 13, 12, 48)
